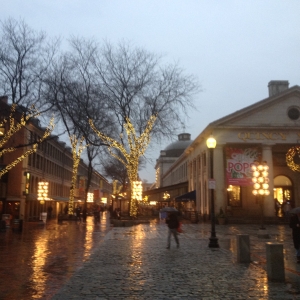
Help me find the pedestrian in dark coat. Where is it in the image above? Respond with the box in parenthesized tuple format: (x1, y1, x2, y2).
(289, 212, 300, 263)
(166, 212, 180, 249)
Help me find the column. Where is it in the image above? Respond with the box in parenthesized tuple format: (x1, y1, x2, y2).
(262, 145, 274, 217)
(214, 144, 225, 210)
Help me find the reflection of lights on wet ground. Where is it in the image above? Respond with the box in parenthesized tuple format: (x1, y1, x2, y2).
(83, 218, 94, 258)
(30, 233, 48, 298)
(83, 212, 111, 259)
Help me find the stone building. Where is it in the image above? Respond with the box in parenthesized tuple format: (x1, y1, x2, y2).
(151, 80, 300, 220)
(155, 133, 192, 188)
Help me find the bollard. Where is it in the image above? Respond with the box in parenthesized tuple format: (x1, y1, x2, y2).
(236, 234, 251, 263)
(266, 242, 285, 281)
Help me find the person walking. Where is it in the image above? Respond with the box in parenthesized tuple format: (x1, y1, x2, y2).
(274, 198, 280, 217)
(47, 206, 53, 219)
(76, 206, 81, 221)
(166, 212, 180, 249)
(289, 211, 300, 263)
(283, 200, 291, 215)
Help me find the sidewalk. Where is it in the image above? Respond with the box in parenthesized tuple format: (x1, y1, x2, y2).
(52, 221, 300, 300)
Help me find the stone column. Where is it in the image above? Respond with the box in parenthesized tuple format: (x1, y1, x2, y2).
(214, 144, 225, 211)
(262, 145, 274, 217)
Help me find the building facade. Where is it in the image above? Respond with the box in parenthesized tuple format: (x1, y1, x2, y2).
(154, 81, 300, 220)
(155, 133, 192, 188)
(0, 97, 112, 222)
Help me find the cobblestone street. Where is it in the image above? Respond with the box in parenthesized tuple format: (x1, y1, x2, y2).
(1, 213, 300, 299)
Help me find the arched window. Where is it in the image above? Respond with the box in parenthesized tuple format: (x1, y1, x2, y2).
(274, 175, 292, 186)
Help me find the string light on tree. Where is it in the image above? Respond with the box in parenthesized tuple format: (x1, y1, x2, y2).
(89, 114, 157, 217)
(0, 117, 55, 179)
(68, 135, 88, 215)
(0, 104, 40, 151)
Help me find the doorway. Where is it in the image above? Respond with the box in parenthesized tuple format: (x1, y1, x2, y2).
(273, 175, 293, 216)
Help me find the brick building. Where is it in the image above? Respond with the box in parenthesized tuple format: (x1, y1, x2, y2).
(0, 97, 112, 222)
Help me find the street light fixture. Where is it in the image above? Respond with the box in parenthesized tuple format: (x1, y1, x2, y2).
(251, 161, 270, 229)
(206, 135, 219, 248)
(163, 191, 170, 200)
(37, 180, 49, 204)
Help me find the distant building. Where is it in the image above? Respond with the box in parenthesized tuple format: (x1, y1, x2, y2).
(155, 133, 192, 188)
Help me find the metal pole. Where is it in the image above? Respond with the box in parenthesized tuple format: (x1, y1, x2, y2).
(209, 147, 219, 248)
(259, 195, 265, 230)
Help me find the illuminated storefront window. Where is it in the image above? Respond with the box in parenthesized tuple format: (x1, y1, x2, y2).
(227, 185, 241, 207)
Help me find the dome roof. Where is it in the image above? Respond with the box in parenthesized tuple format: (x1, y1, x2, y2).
(163, 133, 193, 157)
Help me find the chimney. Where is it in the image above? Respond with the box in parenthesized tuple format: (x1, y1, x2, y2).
(268, 80, 289, 97)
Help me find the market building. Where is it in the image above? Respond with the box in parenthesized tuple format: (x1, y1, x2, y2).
(147, 80, 300, 221)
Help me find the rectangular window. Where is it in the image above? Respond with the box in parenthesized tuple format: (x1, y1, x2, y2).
(227, 185, 241, 207)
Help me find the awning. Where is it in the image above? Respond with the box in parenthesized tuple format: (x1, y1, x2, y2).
(6, 197, 23, 202)
(175, 190, 196, 202)
(51, 196, 69, 202)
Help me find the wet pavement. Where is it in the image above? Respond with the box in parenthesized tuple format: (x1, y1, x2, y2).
(0, 212, 112, 300)
(1, 214, 300, 299)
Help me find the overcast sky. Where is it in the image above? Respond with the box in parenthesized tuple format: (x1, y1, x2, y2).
(3, 1, 300, 182)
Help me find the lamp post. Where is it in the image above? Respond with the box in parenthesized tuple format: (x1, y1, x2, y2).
(251, 161, 270, 229)
(206, 135, 219, 248)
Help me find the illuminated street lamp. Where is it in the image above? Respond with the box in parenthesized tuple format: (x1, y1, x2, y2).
(37, 180, 49, 204)
(132, 181, 143, 201)
(206, 135, 219, 248)
(252, 161, 270, 229)
(163, 191, 170, 201)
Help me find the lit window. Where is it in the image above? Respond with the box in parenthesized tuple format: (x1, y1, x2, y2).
(227, 185, 241, 207)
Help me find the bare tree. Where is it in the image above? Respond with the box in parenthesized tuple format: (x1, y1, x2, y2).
(101, 151, 129, 187)
(0, 18, 59, 113)
(44, 38, 115, 214)
(94, 41, 200, 143)
(0, 100, 55, 178)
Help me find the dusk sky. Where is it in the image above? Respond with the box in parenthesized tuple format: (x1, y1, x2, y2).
(3, 1, 300, 182)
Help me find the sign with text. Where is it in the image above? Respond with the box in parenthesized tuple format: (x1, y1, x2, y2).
(225, 146, 261, 186)
(208, 179, 216, 190)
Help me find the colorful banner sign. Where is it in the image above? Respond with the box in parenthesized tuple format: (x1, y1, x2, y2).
(225, 147, 261, 186)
